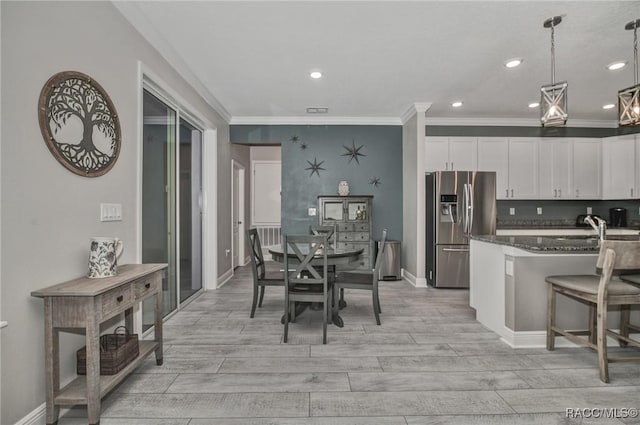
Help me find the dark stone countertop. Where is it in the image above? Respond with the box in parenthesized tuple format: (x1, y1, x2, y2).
(472, 234, 640, 253)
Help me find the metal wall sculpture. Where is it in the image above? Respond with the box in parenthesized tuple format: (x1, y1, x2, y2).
(38, 71, 121, 177)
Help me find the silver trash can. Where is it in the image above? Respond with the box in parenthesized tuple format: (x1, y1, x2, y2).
(376, 240, 401, 280)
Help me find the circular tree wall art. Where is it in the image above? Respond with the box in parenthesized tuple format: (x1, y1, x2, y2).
(38, 71, 121, 177)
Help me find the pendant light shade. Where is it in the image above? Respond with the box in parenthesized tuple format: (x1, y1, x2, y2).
(540, 16, 568, 127)
(618, 18, 640, 126)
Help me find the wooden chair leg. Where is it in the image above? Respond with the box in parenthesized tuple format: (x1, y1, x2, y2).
(258, 286, 266, 307)
(597, 300, 610, 383)
(546, 284, 556, 351)
(283, 298, 290, 343)
(372, 286, 381, 326)
(589, 304, 597, 345)
(619, 305, 630, 347)
(323, 297, 328, 344)
(250, 284, 259, 318)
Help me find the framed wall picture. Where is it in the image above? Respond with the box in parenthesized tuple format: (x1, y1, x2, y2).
(38, 71, 121, 177)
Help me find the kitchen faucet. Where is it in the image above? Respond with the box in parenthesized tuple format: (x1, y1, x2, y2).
(584, 215, 607, 240)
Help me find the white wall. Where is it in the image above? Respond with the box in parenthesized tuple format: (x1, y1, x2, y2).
(0, 2, 229, 423)
(250, 145, 281, 162)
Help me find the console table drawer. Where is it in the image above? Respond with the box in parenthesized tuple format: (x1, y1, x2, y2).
(133, 276, 157, 301)
(101, 285, 133, 317)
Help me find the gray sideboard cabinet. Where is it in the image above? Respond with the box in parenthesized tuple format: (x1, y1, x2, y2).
(318, 195, 373, 270)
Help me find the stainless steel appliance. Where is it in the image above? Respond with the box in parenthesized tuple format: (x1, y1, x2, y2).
(426, 171, 496, 288)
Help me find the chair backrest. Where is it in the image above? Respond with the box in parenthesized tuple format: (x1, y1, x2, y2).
(283, 234, 328, 289)
(310, 225, 336, 242)
(247, 228, 266, 280)
(372, 229, 388, 279)
(596, 240, 640, 276)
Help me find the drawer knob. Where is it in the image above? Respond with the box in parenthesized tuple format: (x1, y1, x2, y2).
(145, 283, 151, 289)
(116, 295, 123, 302)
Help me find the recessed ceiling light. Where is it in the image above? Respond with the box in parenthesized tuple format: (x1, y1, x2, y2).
(451, 101, 463, 108)
(309, 71, 323, 79)
(504, 58, 523, 68)
(602, 103, 616, 110)
(528, 102, 540, 108)
(607, 61, 627, 71)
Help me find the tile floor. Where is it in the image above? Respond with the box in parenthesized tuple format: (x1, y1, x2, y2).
(60, 263, 640, 425)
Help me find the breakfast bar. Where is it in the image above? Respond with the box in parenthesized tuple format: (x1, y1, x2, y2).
(470, 235, 640, 348)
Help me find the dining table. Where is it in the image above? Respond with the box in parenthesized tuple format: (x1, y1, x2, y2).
(268, 244, 364, 327)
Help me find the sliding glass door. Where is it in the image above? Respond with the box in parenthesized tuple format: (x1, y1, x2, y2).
(142, 89, 203, 331)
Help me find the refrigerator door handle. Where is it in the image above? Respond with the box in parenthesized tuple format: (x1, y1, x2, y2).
(468, 183, 474, 235)
(442, 247, 470, 252)
(463, 183, 471, 235)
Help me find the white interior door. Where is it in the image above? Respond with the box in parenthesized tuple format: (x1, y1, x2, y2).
(251, 161, 281, 226)
(232, 161, 245, 269)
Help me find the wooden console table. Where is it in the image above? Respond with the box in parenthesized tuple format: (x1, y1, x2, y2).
(31, 263, 167, 425)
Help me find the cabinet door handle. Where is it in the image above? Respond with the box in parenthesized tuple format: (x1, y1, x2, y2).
(505, 189, 509, 198)
(116, 295, 123, 302)
(558, 189, 562, 197)
(511, 189, 514, 197)
(576, 189, 579, 197)
(554, 189, 557, 198)
(445, 162, 448, 171)
(631, 188, 634, 197)
(451, 162, 454, 170)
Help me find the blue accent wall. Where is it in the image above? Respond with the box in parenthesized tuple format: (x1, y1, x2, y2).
(231, 125, 403, 241)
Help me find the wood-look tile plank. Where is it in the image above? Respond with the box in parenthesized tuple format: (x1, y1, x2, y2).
(167, 372, 350, 393)
(102, 393, 309, 418)
(405, 413, 624, 424)
(115, 373, 178, 393)
(310, 391, 515, 416)
(189, 417, 408, 425)
(219, 357, 382, 373)
(135, 356, 224, 374)
(410, 332, 500, 344)
(515, 367, 640, 388)
(348, 371, 531, 391)
(310, 343, 456, 357)
(497, 386, 640, 413)
(164, 344, 309, 357)
(379, 355, 542, 372)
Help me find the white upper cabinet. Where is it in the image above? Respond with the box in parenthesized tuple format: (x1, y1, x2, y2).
(538, 138, 571, 199)
(425, 137, 476, 171)
(572, 138, 602, 199)
(477, 138, 509, 199)
(602, 135, 637, 199)
(507, 138, 539, 199)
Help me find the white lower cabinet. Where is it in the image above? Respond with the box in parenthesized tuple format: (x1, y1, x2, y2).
(602, 135, 637, 199)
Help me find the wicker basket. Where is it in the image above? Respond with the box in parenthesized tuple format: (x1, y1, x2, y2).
(77, 326, 139, 375)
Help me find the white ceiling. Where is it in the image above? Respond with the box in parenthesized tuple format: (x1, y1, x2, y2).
(116, 1, 640, 126)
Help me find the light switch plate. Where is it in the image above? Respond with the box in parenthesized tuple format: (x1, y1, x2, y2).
(587, 207, 593, 214)
(100, 203, 122, 222)
(308, 207, 317, 216)
(537, 207, 543, 215)
(509, 208, 516, 216)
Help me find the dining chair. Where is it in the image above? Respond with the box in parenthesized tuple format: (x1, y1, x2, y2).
(283, 234, 332, 344)
(246, 228, 285, 318)
(333, 229, 387, 325)
(310, 225, 336, 243)
(545, 240, 640, 382)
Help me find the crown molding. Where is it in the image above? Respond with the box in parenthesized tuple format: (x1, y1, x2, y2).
(425, 116, 618, 128)
(113, 1, 232, 123)
(229, 116, 401, 126)
(400, 102, 433, 125)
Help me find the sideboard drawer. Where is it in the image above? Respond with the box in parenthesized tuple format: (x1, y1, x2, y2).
(133, 276, 157, 301)
(101, 285, 133, 317)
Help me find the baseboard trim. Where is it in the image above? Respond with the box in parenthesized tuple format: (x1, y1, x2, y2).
(500, 328, 640, 349)
(14, 403, 73, 425)
(216, 267, 233, 288)
(401, 269, 427, 288)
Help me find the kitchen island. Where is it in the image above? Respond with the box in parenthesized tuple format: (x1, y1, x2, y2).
(470, 234, 640, 348)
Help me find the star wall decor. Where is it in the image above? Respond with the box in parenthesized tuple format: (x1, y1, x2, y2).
(290, 135, 300, 143)
(342, 139, 366, 164)
(369, 176, 381, 188)
(305, 157, 325, 177)
(300, 142, 308, 150)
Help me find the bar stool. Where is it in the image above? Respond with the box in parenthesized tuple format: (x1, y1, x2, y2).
(545, 240, 640, 383)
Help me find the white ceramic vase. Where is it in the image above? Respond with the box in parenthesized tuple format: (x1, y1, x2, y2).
(338, 180, 350, 196)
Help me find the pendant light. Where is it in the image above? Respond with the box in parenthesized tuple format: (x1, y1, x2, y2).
(618, 18, 640, 126)
(540, 16, 568, 127)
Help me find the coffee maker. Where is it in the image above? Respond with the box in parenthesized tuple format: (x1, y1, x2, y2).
(609, 207, 628, 227)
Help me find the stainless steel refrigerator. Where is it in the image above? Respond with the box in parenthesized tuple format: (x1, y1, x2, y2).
(426, 171, 496, 288)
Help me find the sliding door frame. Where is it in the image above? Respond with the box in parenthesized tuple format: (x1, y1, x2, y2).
(136, 62, 218, 334)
